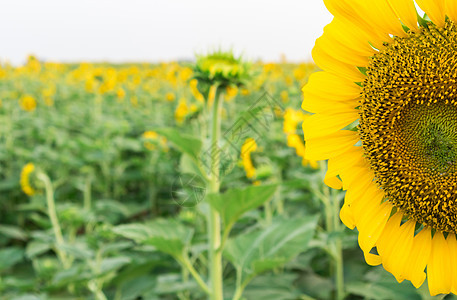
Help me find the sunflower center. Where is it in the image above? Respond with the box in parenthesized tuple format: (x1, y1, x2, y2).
(360, 20, 457, 232)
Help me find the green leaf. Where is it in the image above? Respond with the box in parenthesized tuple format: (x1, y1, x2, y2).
(99, 256, 131, 275)
(0, 247, 24, 272)
(0, 225, 28, 241)
(113, 219, 193, 259)
(224, 216, 318, 283)
(155, 128, 202, 161)
(242, 273, 302, 300)
(207, 184, 277, 230)
(26, 240, 51, 259)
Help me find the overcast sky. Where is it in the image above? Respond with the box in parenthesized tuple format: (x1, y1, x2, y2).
(0, 0, 333, 65)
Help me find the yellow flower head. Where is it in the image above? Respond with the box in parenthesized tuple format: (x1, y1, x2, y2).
(20, 163, 36, 196)
(303, 0, 457, 295)
(241, 138, 258, 179)
(19, 95, 37, 111)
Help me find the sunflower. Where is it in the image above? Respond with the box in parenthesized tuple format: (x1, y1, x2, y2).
(302, 0, 457, 295)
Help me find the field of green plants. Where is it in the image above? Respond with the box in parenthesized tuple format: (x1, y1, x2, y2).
(0, 55, 449, 299)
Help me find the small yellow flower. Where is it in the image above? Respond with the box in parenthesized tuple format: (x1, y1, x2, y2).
(19, 95, 37, 111)
(142, 131, 167, 151)
(241, 138, 258, 179)
(225, 85, 238, 102)
(283, 108, 317, 168)
(20, 163, 36, 196)
(240, 88, 250, 96)
(166, 92, 176, 102)
(174, 98, 189, 124)
(116, 87, 126, 99)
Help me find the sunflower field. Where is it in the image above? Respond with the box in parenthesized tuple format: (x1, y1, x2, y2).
(0, 50, 453, 300)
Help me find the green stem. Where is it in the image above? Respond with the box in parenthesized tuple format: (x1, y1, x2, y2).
(332, 189, 344, 300)
(180, 255, 211, 295)
(318, 161, 344, 300)
(37, 172, 70, 269)
(207, 86, 224, 300)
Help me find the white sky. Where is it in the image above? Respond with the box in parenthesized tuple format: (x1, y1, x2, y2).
(0, 0, 333, 65)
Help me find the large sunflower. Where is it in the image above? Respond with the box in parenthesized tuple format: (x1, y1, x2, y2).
(302, 0, 457, 295)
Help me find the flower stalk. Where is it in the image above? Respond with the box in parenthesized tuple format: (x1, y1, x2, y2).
(207, 86, 224, 300)
(36, 171, 71, 269)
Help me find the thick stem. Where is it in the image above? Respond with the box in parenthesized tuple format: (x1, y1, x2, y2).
(207, 87, 224, 300)
(37, 172, 70, 269)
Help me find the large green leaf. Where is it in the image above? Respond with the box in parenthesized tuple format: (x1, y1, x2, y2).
(207, 184, 277, 230)
(224, 216, 318, 283)
(113, 219, 193, 259)
(155, 128, 202, 161)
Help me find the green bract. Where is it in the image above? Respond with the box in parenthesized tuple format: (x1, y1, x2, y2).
(193, 51, 252, 88)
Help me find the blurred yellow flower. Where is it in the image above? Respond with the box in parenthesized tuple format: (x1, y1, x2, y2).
(283, 108, 317, 168)
(241, 138, 258, 179)
(116, 87, 126, 99)
(175, 98, 189, 124)
(142, 131, 167, 151)
(189, 79, 204, 103)
(225, 85, 238, 102)
(280, 90, 289, 103)
(19, 95, 37, 111)
(20, 163, 36, 196)
(166, 92, 176, 102)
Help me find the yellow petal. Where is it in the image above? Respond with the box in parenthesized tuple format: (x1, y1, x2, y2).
(386, 0, 418, 31)
(340, 202, 356, 229)
(303, 110, 359, 139)
(324, 174, 343, 190)
(315, 31, 369, 67)
(324, 18, 378, 57)
(327, 146, 369, 186)
(375, 211, 403, 261)
(312, 42, 366, 82)
(343, 166, 374, 191)
(364, 251, 382, 266)
(342, 167, 375, 207)
(302, 95, 359, 114)
(415, 0, 446, 27)
(303, 71, 361, 99)
(323, 0, 389, 48)
(447, 233, 457, 294)
(356, 0, 408, 38)
(304, 130, 359, 161)
(445, 0, 457, 22)
(357, 201, 392, 255)
(377, 219, 416, 283)
(427, 231, 452, 295)
(404, 227, 431, 288)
